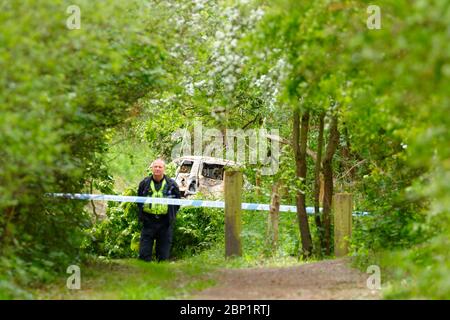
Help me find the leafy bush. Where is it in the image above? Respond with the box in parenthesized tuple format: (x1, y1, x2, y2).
(0, 0, 164, 297)
(172, 207, 224, 258)
(84, 196, 140, 259)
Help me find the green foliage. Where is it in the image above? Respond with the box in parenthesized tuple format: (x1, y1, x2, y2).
(342, 0, 449, 298)
(350, 165, 429, 252)
(0, 0, 165, 297)
(383, 233, 450, 299)
(105, 133, 155, 193)
(85, 193, 140, 259)
(2, 0, 450, 300)
(172, 206, 224, 258)
(255, 0, 450, 298)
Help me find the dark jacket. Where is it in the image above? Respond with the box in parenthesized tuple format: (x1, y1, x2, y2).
(137, 175, 181, 225)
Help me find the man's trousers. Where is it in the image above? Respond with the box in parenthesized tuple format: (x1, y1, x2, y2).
(138, 214, 173, 262)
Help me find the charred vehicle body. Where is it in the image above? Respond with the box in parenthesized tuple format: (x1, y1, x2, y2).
(172, 156, 241, 197)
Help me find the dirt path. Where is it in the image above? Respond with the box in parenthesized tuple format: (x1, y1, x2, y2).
(192, 258, 380, 300)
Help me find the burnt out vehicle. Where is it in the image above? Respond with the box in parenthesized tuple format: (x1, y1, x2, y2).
(172, 156, 241, 197)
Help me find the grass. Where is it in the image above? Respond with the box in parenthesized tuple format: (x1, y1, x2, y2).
(32, 257, 217, 300)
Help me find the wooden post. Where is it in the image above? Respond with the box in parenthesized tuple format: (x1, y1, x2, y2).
(333, 193, 352, 257)
(224, 170, 243, 258)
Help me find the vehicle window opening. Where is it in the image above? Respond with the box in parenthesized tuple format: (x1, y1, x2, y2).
(201, 163, 224, 180)
(179, 160, 193, 173)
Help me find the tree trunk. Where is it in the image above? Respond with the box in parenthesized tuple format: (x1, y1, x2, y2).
(322, 115, 340, 256)
(266, 182, 280, 255)
(293, 108, 313, 257)
(340, 126, 356, 183)
(255, 168, 261, 197)
(314, 112, 325, 254)
(90, 179, 98, 223)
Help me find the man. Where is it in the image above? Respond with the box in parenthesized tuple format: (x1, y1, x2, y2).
(137, 158, 181, 261)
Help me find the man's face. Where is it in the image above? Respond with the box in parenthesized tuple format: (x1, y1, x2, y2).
(151, 160, 165, 177)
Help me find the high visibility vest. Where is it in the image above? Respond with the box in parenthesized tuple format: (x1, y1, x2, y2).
(143, 179, 168, 215)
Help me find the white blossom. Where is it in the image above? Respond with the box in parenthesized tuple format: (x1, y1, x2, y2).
(194, 80, 206, 88)
(175, 17, 185, 27)
(215, 30, 225, 39)
(249, 8, 265, 23)
(185, 82, 194, 96)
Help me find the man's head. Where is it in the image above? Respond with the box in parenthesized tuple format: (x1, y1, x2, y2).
(150, 158, 165, 181)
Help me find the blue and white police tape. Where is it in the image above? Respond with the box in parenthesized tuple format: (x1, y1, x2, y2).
(49, 193, 369, 216)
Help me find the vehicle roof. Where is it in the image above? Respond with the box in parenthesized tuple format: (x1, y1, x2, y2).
(172, 156, 242, 166)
